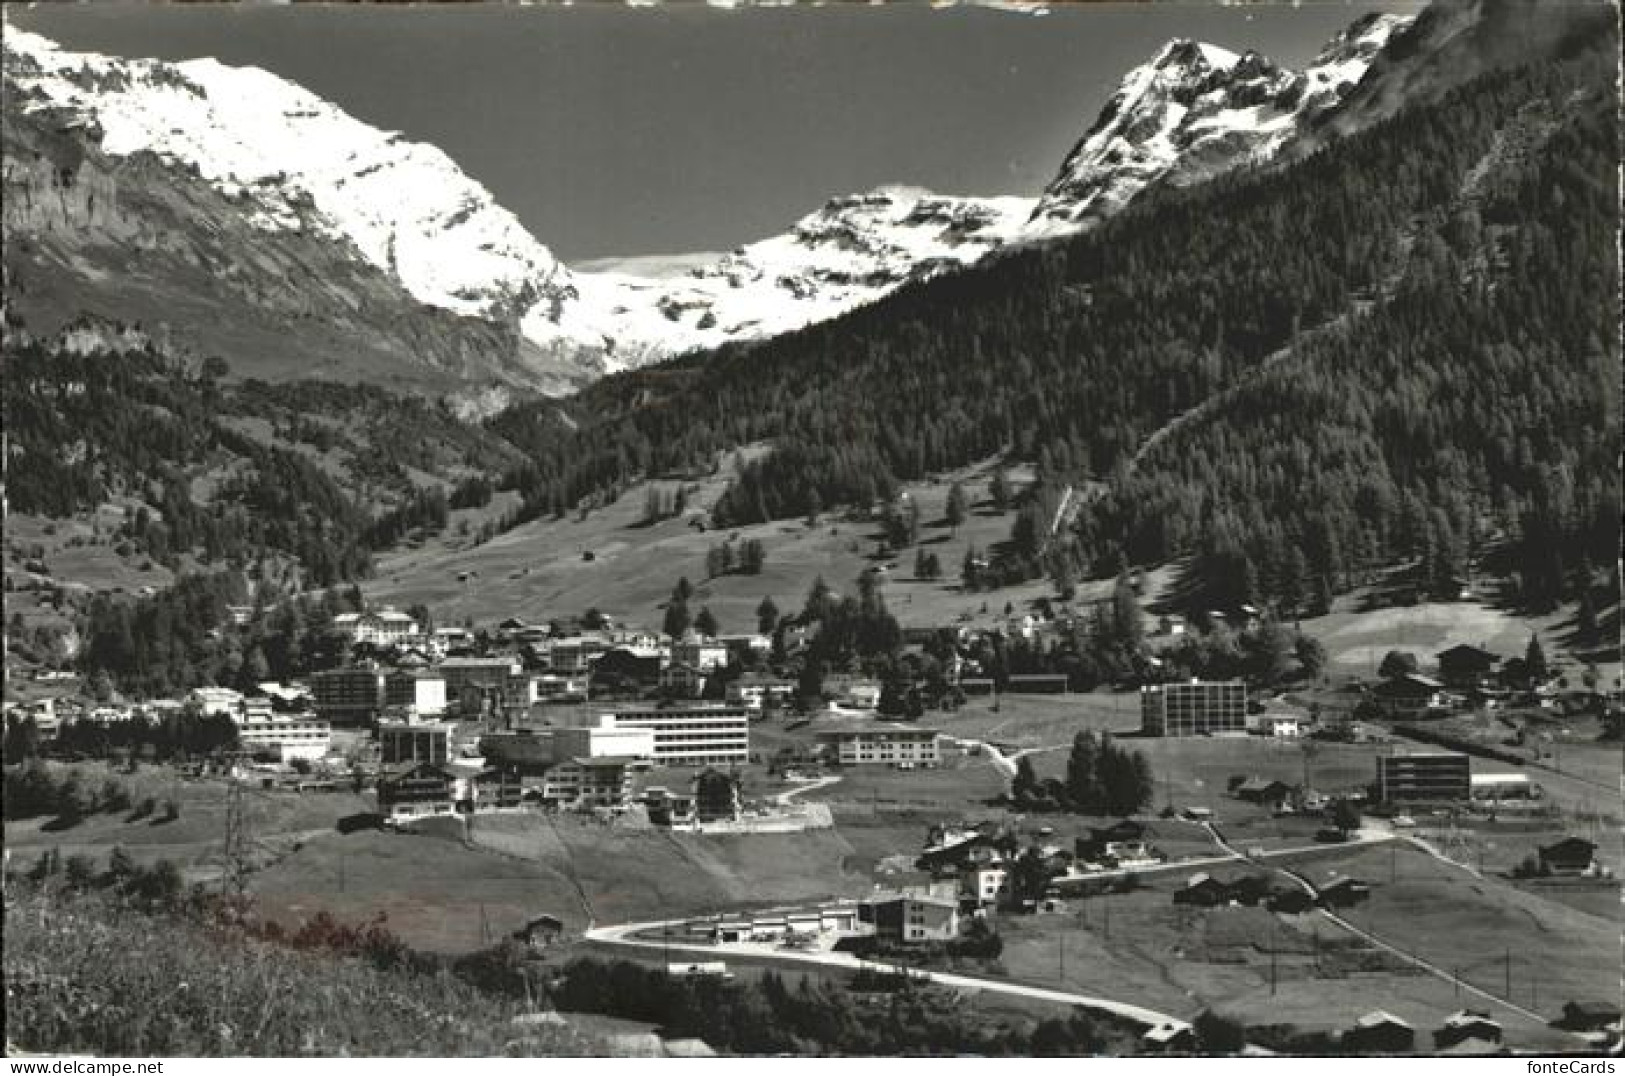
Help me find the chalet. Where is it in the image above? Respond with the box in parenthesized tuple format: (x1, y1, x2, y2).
(643, 786, 697, 826)
(1247, 712, 1305, 738)
(592, 646, 663, 686)
(1342, 1011, 1415, 1053)
(1436, 645, 1499, 689)
(513, 914, 564, 951)
(1172, 873, 1231, 907)
(1537, 837, 1598, 877)
(1318, 877, 1372, 909)
(1225, 873, 1274, 907)
(917, 830, 1003, 872)
(375, 762, 457, 821)
(1233, 777, 1294, 806)
(1558, 1001, 1622, 1032)
(1371, 674, 1446, 717)
(693, 768, 741, 823)
(1432, 1011, 1502, 1051)
(470, 766, 525, 811)
(1265, 887, 1317, 914)
(1142, 1021, 1195, 1053)
(658, 662, 706, 699)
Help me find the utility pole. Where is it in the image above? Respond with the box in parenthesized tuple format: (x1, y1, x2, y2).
(1269, 919, 1277, 995)
(222, 770, 250, 898)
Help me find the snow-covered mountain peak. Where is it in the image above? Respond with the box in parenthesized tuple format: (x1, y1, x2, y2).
(3, 24, 575, 324)
(1029, 13, 1412, 233)
(4, 13, 1411, 393)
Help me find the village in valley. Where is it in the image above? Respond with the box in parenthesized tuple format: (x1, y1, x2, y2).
(2, 0, 1620, 1057)
(5, 471, 1620, 1057)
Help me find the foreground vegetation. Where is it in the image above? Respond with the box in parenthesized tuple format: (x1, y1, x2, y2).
(3, 881, 593, 1056)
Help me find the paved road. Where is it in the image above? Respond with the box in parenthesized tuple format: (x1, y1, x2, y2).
(772, 776, 843, 806)
(583, 918, 1187, 1031)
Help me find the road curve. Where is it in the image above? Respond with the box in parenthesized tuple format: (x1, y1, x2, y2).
(583, 918, 1186, 1031)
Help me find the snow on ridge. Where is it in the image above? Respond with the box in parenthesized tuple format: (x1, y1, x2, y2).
(3, 12, 1414, 386)
(1029, 13, 1413, 232)
(3, 24, 570, 322)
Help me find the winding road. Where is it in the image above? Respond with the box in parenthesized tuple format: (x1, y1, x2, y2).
(583, 916, 1188, 1031)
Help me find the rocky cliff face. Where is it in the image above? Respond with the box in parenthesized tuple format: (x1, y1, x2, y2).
(1, 99, 587, 402)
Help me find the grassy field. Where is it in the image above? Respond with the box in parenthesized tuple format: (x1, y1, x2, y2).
(934, 692, 1144, 749)
(1291, 595, 1616, 684)
(989, 850, 1590, 1052)
(249, 825, 591, 953)
(460, 814, 877, 929)
(362, 458, 1130, 634)
(1024, 734, 1387, 820)
(3, 760, 371, 881)
(1278, 843, 1619, 1028)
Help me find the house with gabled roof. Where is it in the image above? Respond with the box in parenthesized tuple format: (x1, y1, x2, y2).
(1342, 1010, 1415, 1053)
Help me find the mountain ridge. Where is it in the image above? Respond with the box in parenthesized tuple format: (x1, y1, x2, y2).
(2, 14, 1407, 395)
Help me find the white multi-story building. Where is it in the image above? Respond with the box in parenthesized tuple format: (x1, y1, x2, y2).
(817, 723, 941, 767)
(590, 704, 750, 767)
(332, 609, 420, 648)
(553, 721, 656, 761)
(385, 669, 447, 718)
(235, 713, 332, 763)
(189, 686, 244, 717)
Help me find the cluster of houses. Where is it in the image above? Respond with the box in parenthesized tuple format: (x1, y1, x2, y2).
(1170, 869, 1369, 912)
(903, 819, 1176, 914)
(371, 710, 750, 823)
(8, 683, 336, 765)
(1367, 643, 1614, 720)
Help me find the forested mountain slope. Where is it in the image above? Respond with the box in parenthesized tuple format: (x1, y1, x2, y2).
(490, 5, 1617, 613)
(2, 318, 525, 588)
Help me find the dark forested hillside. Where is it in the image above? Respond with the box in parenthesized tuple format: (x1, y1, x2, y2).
(490, 17, 1617, 610)
(2, 324, 525, 586)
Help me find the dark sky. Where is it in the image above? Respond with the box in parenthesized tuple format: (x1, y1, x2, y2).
(7, 2, 1419, 261)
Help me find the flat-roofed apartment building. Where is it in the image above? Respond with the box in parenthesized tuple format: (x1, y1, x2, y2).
(235, 713, 332, 762)
(378, 719, 453, 766)
(1377, 749, 1470, 803)
(1141, 679, 1248, 737)
(593, 704, 750, 767)
(310, 667, 387, 726)
(440, 657, 525, 719)
(385, 669, 447, 718)
(817, 723, 941, 767)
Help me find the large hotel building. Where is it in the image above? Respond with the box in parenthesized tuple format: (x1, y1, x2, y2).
(1141, 679, 1248, 737)
(593, 704, 751, 767)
